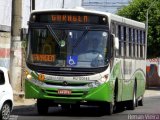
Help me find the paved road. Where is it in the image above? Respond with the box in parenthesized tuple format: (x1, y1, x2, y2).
(10, 89, 160, 120)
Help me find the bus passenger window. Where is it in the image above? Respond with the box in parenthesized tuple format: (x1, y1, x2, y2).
(129, 28, 132, 57)
(123, 27, 126, 57)
(140, 31, 142, 58)
(118, 25, 121, 56)
(137, 30, 140, 58)
(135, 29, 137, 58)
(133, 29, 135, 57)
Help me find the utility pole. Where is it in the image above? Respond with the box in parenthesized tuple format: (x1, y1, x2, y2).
(10, 0, 23, 94)
(31, 0, 35, 11)
(145, 0, 157, 59)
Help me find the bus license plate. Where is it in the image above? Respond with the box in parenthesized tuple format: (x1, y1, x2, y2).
(57, 89, 72, 95)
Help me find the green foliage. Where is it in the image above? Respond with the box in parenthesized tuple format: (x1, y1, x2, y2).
(117, 0, 160, 58)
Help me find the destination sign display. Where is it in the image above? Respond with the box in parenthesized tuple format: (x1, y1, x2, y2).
(30, 12, 108, 25)
(32, 54, 56, 62)
(51, 15, 88, 24)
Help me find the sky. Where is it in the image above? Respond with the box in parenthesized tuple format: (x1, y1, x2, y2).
(82, 0, 131, 13)
(0, 0, 131, 29)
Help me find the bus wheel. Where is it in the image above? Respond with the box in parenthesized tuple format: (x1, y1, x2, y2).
(100, 102, 113, 115)
(138, 96, 144, 106)
(127, 89, 136, 110)
(37, 99, 48, 115)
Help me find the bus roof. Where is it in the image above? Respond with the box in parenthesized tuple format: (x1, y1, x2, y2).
(30, 8, 145, 29)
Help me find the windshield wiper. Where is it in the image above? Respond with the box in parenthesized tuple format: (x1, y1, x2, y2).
(73, 29, 88, 48)
(46, 25, 61, 46)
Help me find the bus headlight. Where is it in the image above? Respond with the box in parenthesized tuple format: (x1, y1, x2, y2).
(27, 74, 32, 80)
(100, 74, 109, 83)
(25, 70, 32, 80)
(38, 73, 45, 82)
(88, 81, 101, 88)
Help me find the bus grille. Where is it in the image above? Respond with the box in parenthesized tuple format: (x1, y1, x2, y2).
(38, 70, 96, 76)
(44, 81, 88, 86)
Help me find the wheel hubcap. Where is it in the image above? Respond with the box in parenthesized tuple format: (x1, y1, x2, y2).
(133, 92, 136, 106)
(2, 104, 10, 120)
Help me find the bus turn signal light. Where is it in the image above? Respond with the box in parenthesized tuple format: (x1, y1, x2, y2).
(38, 74, 45, 81)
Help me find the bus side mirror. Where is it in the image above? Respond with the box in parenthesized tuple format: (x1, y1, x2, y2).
(111, 34, 119, 50)
(114, 37, 119, 50)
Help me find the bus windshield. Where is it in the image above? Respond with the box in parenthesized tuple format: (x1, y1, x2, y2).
(27, 26, 109, 68)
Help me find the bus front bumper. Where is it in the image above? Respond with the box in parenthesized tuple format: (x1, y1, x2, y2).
(25, 80, 114, 104)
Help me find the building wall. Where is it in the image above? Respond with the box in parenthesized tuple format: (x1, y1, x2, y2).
(0, 32, 11, 69)
(146, 58, 160, 87)
(0, 0, 12, 69)
(0, 0, 12, 31)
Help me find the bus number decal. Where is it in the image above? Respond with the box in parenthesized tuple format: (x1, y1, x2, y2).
(73, 76, 90, 81)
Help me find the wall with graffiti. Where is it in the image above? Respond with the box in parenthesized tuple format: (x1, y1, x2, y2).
(0, 32, 11, 69)
(146, 58, 160, 87)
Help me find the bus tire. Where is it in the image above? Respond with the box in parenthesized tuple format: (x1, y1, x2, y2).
(37, 99, 48, 115)
(127, 86, 136, 110)
(100, 102, 113, 115)
(114, 79, 123, 112)
(138, 96, 144, 106)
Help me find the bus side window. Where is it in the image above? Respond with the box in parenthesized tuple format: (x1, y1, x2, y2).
(135, 29, 137, 58)
(129, 28, 132, 57)
(133, 29, 135, 57)
(115, 24, 119, 57)
(111, 22, 116, 57)
(140, 30, 143, 58)
(123, 26, 126, 57)
(111, 22, 116, 34)
(137, 30, 140, 58)
(143, 31, 146, 59)
(118, 25, 121, 57)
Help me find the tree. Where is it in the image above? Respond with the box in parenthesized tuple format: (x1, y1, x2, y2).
(117, 0, 160, 58)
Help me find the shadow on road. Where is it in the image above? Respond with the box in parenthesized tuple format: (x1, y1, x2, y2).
(12, 105, 126, 117)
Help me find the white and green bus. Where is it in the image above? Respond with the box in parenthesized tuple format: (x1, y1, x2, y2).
(25, 8, 146, 115)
